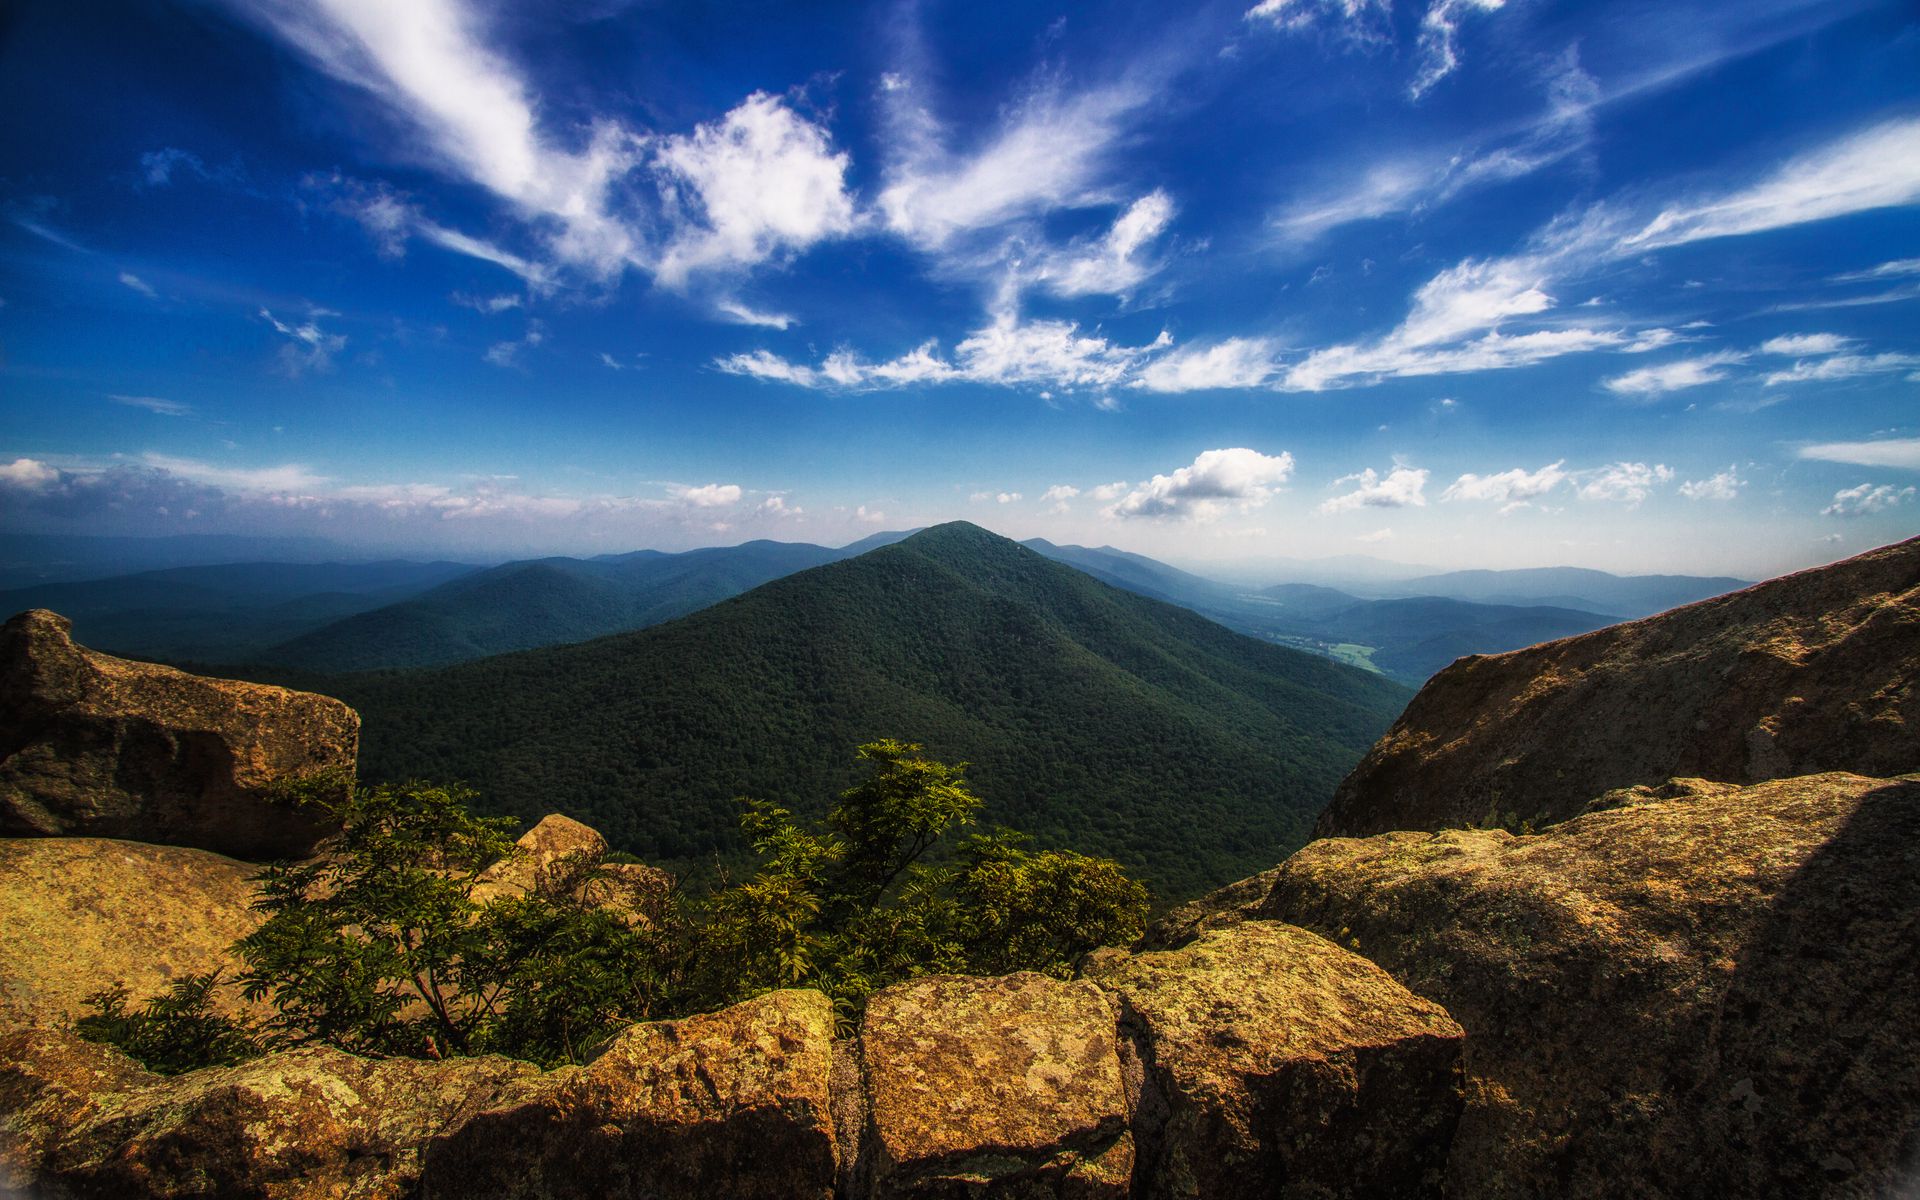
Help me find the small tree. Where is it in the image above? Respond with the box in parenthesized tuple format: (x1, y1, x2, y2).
(235, 778, 666, 1067)
(73, 972, 260, 1075)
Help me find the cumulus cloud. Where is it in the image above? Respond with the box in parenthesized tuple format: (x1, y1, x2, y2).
(996, 491, 1022, 504)
(1107, 448, 1295, 521)
(1576, 461, 1672, 504)
(1798, 438, 1920, 470)
(652, 92, 857, 286)
(1440, 460, 1566, 512)
(674, 483, 743, 507)
(1602, 351, 1745, 397)
(1040, 484, 1080, 513)
(1679, 468, 1743, 501)
(1319, 465, 1429, 514)
(1822, 483, 1916, 517)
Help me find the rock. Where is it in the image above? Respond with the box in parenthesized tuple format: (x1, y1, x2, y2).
(1259, 771, 1920, 1198)
(0, 1025, 536, 1199)
(1316, 535, 1918, 838)
(857, 971, 1134, 1197)
(1081, 921, 1463, 1199)
(419, 988, 838, 1199)
(474, 812, 675, 926)
(0, 609, 358, 858)
(0, 837, 264, 1025)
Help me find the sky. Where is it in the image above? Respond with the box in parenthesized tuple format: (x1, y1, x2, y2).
(1, 0, 1916, 578)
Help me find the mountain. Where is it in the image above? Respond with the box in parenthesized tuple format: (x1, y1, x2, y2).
(0, 533, 354, 589)
(1023, 542, 1617, 684)
(1386, 565, 1750, 618)
(1318, 535, 1918, 839)
(0, 560, 477, 663)
(303, 523, 1410, 901)
(262, 532, 918, 672)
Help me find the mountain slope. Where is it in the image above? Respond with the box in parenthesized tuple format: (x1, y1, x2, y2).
(316, 523, 1411, 900)
(0, 560, 476, 663)
(264, 534, 916, 672)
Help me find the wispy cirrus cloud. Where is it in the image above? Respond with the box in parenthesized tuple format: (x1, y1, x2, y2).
(1798, 438, 1920, 470)
(1602, 351, 1746, 397)
(107, 394, 192, 417)
(1763, 352, 1920, 387)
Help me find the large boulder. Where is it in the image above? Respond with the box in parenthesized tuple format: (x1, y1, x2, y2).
(0, 1025, 536, 1199)
(473, 813, 675, 927)
(857, 972, 1134, 1197)
(1316, 535, 1918, 838)
(0, 837, 263, 1025)
(418, 988, 839, 1199)
(1253, 771, 1920, 1198)
(0, 610, 358, 858)
(1081, 921, 1463, 1199)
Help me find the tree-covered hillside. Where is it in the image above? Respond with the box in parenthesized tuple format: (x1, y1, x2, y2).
(312, 523, 1410, 901)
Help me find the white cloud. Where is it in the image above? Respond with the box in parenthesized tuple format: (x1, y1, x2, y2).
(140, 453, 331, 493)
(1759, 333, 1853, 356)
(1357, 527, 1395, 543)
(1319, 465, 1429, 514)
(1602, 351, 1745, 397)
(1134, 337, 1280, 392)
(652, 92, 856, 286)
(1623, 117, 1920, 250)
(996, 492, 1022, 504)
(721, 317, 1165, 393)
(1107, 448, 1295, 521)
(758, 495, 801, 517)
(855, 504, 886, 524)
(107, 394, 192, 417)
(1279, 325, 1623, 392)
(1440, 460, 1566, 512)
(715, 349, 824, 387)
(1678, 468, 1743, 501)
(1576, 461, 1672, 504)
(0, 458, 60, 489)
(451, 291, 523, 314)
(1089, 481, 1130, 501)
(1028, 191, 1176, 299)
(482, 320, 544, 369)
(1410, 0, 1506, 99)
(675, 483, 743, 507)
(259, 306, 347, 376)
(118, 272, 158, 299)
(716, 299, 796, 329)
(1040, 484, 1080, 513)
(1831, 258, 1920, 283)
(877, 76, 1148, 249)
(1798, 438, 1920, 470)
(1763, 352, 1920, 387)
(1822, 482, 1916, 517)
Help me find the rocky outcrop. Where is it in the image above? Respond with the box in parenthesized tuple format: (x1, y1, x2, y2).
(1, 1024, 536, 1199)
(1203, 771, 1920, 1199)
(857, 972, 1134, 1197)
(419, 988, 840, 1199)
(473, 813, 674, 927)
(0, 610, 358, 858)
(1082, 921, 1463, 1199)
(0, 837, 264, 1025)
(1316, 536, 1918, 838)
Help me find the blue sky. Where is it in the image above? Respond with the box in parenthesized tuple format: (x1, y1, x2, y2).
(1, 0, 1916, 576)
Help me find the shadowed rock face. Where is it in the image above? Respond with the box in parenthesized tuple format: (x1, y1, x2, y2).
(1316, 536, 1918, 838)
(419, 988, 840, 1200)
(1220, 772, 1920, 1200)
(0, 837, 263, 1025)
(0, 610, 358, 858)
(1082, 921, 1462, 1200)
(859, 972, 1134, 1198)
(0, 1025, 536, 1200)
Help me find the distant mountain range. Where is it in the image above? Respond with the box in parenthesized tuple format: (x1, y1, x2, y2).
(289, 523, 1412, 901)
(261, 529, 914, 672)
(1378, 566, 1752, 618)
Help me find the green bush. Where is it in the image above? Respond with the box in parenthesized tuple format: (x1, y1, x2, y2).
(73, 972, 260, 1075)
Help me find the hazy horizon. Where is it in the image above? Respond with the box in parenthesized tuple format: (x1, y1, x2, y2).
(3, 0, 1916, 581)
